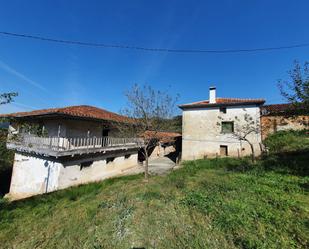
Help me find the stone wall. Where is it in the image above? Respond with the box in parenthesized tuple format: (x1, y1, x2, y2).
(261, 115, 309, 140)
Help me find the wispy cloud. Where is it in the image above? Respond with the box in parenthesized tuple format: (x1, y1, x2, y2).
(0, 59, 47, 91)
(0, 101, 39, 114)
(11, 102, 38, 110)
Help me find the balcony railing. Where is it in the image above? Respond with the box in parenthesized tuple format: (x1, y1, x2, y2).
(7, 134, 143, 157)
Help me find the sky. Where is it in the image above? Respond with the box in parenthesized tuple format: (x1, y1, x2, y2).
(0, 0, 308, 115)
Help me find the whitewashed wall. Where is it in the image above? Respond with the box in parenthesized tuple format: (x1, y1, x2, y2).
(8, 153, 62, 199)
(7, 152, 139, 200)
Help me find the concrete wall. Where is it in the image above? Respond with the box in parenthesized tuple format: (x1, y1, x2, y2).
(7, 151, 139, 200)
(58, 153, 138, 190)
(261, 115, 309, 140)
(149, 144, 176, 158)
(182, 105, 262, 160)
(8, 153, 62, 199)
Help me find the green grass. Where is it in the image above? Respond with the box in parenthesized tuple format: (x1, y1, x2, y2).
(264, 129, 309, 153)
(0, 156, 308, 249)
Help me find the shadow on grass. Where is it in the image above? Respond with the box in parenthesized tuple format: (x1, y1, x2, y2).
(1, 173, 143, 212)
(261, 149, 309, 176)
(220, 149, 309, 177)
(178, 150, 309, 177)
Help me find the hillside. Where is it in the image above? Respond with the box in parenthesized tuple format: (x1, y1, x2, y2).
(1, 146, 309, 248)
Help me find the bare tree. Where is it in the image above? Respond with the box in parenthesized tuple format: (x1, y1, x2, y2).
(117, 84, 178, 181)
(278, 60, 309, 112)
(218, 113, 260, 162)
(233, 114, 260, 162)
(0, 92, 18, 125)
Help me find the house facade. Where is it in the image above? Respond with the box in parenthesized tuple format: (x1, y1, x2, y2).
(2, 105, 143, 200)
(180, 87, 265, 160)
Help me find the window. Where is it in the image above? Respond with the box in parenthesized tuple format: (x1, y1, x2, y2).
(220, 145, 228, 156)
(221, 121, 234, 133)
(124, 154, 131, 159)
(106, 157, 115, 164)
(220, 107, 227, 114)
(80, 161, 93, 170)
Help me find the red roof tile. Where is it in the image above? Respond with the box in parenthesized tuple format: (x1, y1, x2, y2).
(179, 97, 265, 109)
(261, 103, 307, 116)
(143, 130, 181, 143)
(0, 105, 131, 123)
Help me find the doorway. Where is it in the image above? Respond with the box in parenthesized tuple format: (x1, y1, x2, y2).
(102, 129, 109, 137)
(102, 129, 109, 147)
(220, 145, 228, 156)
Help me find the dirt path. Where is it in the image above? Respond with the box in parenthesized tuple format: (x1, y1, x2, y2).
(148, 157, 176, 175)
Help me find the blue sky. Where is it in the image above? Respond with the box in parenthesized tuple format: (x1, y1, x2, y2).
(0, 0, 308, 114)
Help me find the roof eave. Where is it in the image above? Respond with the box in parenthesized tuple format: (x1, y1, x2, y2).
(179, 101, 265, 110)
(1, 113, 131, 124)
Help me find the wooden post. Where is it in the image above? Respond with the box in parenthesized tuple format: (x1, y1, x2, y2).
(62, 137, 65, 151)
(49, 137, 53, 149)
(57, 124, 61, 137)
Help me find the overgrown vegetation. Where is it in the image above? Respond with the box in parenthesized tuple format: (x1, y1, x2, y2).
(278, 60, 309, 112)
(0, 128, 14, 196)
(0, 149, 308, 248)
(264, 129, 309, 153)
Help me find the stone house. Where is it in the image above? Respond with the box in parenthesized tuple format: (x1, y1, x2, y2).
(1, 105, 144, 200)
(260, 103, 309, 139)
(179, 87, 265, 160)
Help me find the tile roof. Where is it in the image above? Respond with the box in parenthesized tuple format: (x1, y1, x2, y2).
(261, 103, 307, 116)
(143, 130, 182, 143)
(0, 105, 131, 123)
(179, 97, 265, 109)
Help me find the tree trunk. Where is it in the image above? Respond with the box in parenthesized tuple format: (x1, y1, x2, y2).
(143, 146, 149, 181)
(248, 142, 255, 163)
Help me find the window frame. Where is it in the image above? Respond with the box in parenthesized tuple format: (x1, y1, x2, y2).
(219, 107, 227, 114)
(220, 145, 228, 156)
(221, 121, 234, 134)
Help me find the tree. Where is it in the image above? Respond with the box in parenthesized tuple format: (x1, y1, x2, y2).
(278, 60, 309, 112)
(218, 113, 260, 162)
(118, 84, 178, 181)
(0, 92, 18, 189)
(0, 92, 18, 105)
(0, 92, 18, 125)
(233, 114, 260, 162)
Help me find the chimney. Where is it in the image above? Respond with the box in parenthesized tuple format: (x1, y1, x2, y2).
(209, 86, 216, 103)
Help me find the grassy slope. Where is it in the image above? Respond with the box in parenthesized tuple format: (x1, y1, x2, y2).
(0, 155, 308, 249)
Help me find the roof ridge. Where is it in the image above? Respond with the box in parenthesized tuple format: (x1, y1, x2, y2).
(0, 105, 131, 123)
(179, 97, 265, 108)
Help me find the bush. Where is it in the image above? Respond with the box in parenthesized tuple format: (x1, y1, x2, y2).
(264, 129, 309, 153)
(0, 128, 14, 196)
(0, 128, 14, 171)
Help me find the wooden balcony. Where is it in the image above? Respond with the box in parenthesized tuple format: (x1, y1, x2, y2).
(7, 134, 143, 157)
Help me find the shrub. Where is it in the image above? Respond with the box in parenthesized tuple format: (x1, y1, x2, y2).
(264, 129, 309, 153)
